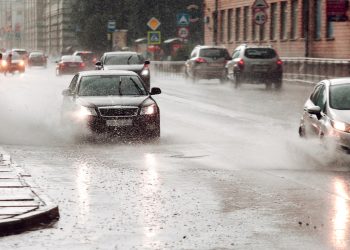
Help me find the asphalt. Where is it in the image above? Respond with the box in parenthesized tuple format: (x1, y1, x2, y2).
(0, 148, 59, 236)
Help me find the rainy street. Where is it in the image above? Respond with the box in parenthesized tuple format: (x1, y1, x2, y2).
(0, 64, 349, 249)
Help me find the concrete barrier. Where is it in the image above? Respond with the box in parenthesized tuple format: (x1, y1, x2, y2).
(151, 58, 350, 84)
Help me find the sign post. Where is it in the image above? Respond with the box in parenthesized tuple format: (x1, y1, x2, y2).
(107, 20, 116, 51)
(252, 0, 269, 45)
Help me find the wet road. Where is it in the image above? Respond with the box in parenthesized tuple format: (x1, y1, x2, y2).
(0, 65, 350, 249)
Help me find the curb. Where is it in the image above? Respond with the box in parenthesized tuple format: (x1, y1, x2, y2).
(0, 150, 60, 237)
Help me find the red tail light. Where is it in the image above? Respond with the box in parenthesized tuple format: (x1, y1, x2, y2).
(59, 62, 65, 68)
(80, 62, 85, 68)
(195, 58, 207, 63)
(277, 59, 283, 65)
(238, 58, 245, 70)
(92, 58, 97, 63)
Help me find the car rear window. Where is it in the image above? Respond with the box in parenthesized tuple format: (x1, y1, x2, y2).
(77, 53, 94, 61)
(62, 56, 82, 62)
(244, 48, 277, 59)
(330, 84, 350, 110)
(199, 49, 229, 58)
(104, 54, 144, 65)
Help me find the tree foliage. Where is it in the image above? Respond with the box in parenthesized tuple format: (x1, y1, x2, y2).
(71, 0, 203, 53)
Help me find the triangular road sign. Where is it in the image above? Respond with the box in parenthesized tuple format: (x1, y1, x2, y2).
(252, 0, 269, 9)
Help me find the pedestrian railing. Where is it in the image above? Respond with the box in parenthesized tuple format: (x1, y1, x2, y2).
(150, 58, 350, 84)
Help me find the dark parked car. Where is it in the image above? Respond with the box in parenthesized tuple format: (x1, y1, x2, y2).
(226, 44, 283, 89)
(2, 52, 25, 74)
(72, 51, 97, 70)
(28, 51, 47, 67)
(299, 78, 350, 152)
(96, 52, 151, 91)
(185, 45, 231, 83)
(56, 55, 85, 76)
(61, 70, 161, 138)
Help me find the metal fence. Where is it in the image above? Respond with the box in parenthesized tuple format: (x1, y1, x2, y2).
(151, 58, 350, 84)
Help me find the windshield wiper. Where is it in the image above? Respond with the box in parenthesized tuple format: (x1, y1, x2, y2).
(129, 77, 144, 95)
(118, 79, 123, 96)
(127, 55, 133, 65)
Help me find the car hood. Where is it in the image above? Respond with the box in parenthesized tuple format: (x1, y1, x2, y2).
(329, 108, 350, 123)
(103, 64, 144, 72)
(76, 95, 152, 107)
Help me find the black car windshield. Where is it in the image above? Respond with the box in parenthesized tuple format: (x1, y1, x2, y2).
(330, 84, 350, 110)
(78, 75, 147, 96)
(244, 48, 277, 59)
(199, 49, 229, 58)
(104, 54, 144, 65)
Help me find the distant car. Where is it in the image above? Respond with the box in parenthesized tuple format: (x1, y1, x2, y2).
(56, 55, 85, 76)
(2, 52, 25, 74)
(72, 51, 97, 70)
(61, 70, 161, 138)
(11, 49, 29, 65)
(226, 44, 283, 89)
(96, 52, 151, 91)
(299, 78, 350, 153)
(185, 45, 231, 83)
(28, 51, 47, 67)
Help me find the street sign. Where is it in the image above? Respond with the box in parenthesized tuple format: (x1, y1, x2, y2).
(177, 27, 189, 39)
(147, 17, 161, 31)
(148, 31, 161, 44)
(254, 10, 268, 25)
(176, 13, 190, 26)
(107, 20, 116, 32)
(252, 0, 269, 10)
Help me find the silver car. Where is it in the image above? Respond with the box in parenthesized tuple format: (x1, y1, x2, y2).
(299, 78, 350, 152)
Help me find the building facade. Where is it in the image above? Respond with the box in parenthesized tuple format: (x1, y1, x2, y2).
(204, 0, 350, 58)
(24, 0, 45, 52)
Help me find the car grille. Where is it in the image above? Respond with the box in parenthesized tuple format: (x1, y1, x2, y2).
(98, 107, 138, 117)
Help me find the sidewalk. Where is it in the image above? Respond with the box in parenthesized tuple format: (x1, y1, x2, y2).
(0, 149, 59, 236)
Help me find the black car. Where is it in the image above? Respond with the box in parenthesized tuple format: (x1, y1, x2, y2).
(61, 70, 161, 138)
(56, 55, 86, 76)
(96, 52, 151, 91)
(72, 51, 97, 70)
(28, 51, 47, 67)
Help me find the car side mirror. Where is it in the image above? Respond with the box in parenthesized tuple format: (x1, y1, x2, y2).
(55, 60, 59, 63)
(144, 60, 150, 65)
(307, 105, 322, 119)
(95, 61, 102, 66)
(62, 89, 72, 96)
(150, 87, 161, 95)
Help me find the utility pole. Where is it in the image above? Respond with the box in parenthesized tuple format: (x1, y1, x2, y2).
(213, 0, 218, 45)
(303, 0, 310, 57)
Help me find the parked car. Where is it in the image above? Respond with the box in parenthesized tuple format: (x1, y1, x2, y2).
(185, 45, 231, 83)
(28, 51, 47, 67)
(72, 51, 97, 70)
(226, 44, 283, 89)
(11, 48, 29, 65)
(56, 55, 85, 76)
(95, 52, 151, 91)
(299, 78, 350, 152)
(61, 70, 161, 138)
(2, 52, 25, 74)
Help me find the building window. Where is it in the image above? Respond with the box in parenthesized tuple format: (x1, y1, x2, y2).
(227, 9, 233, 42)
(326, 20, 334, 39)
(280, 1, 287, 40)
(291, 0, 298, 39)
(270, 3, 277, 40)
(314, 0, 322, 39)
(220, 10, 225, 42)
(252, 12, 257, 41)
(243, 6, 249, 41)
(235, 8, 241, 41)
(212, 11, 218, 44)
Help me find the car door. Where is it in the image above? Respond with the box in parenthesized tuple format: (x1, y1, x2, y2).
(303, 83, 327, 137)
(227, 49, 241, 78)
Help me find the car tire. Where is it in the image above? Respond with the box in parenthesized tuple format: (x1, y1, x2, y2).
(265, 82, 272, 90)
(147, 125, 160, 140)
(299, 126, 305, 138)
(233, 73, 241, 88)
(192, 73, 197, 83)
(274, 79, 283, 90)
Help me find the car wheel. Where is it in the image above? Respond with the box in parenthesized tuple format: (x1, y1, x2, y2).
(274, 79, 283, 90)
(265, 82, 272, 90)
(192, 73, 197, 83)
(299, 126, 305, 138)
(147, 125, 160, 140)
(233, 73, 241, 88)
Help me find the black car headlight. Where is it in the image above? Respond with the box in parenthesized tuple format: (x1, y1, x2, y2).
(140, 104, 157, 115)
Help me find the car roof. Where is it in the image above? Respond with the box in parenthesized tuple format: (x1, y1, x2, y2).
(78, 70, 139, 77)
(195, 45, 228, 50)
(324, 78, 350, 86)
(74, 51, 93, 54)
(103, 51, 138, 56)
(12, 48, 27, 52)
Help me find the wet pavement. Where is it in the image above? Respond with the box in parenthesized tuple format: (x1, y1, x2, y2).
(0, 67, 350, 249)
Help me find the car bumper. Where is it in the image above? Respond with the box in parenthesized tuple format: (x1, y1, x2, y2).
(193, 67, 226, 79)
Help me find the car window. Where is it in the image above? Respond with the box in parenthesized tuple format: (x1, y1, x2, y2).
(330, 84, 350, 110)
(77, 53, 94, 61)
(191, 49, 197, 58)
(199, 49, 229, 58)
(104, 54, 144, 65)
(78, 75, 147, 96)
(310, 84, 323, 104)
(232, 50, 240, 59)
(314, 85, 327, 111)
(69, 75, 79, 92)
(244, 48, 277, 59)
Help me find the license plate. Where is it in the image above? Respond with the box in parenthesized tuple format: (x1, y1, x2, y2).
(254, 66, 269, 72)
(106, 119, 132, 127)
(69, 64, 78, 68)
(209, 63, 223, 67)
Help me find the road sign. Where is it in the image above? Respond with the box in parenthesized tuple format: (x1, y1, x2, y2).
(254, 10, 268, 25)
(252, 0, 269, 10)
(177, 27, 189, 38)
(107, 20, 116, 32)
(176, 13, 190, 26)
(148, 31, 161, 44)
(147, 17, 161, 31)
